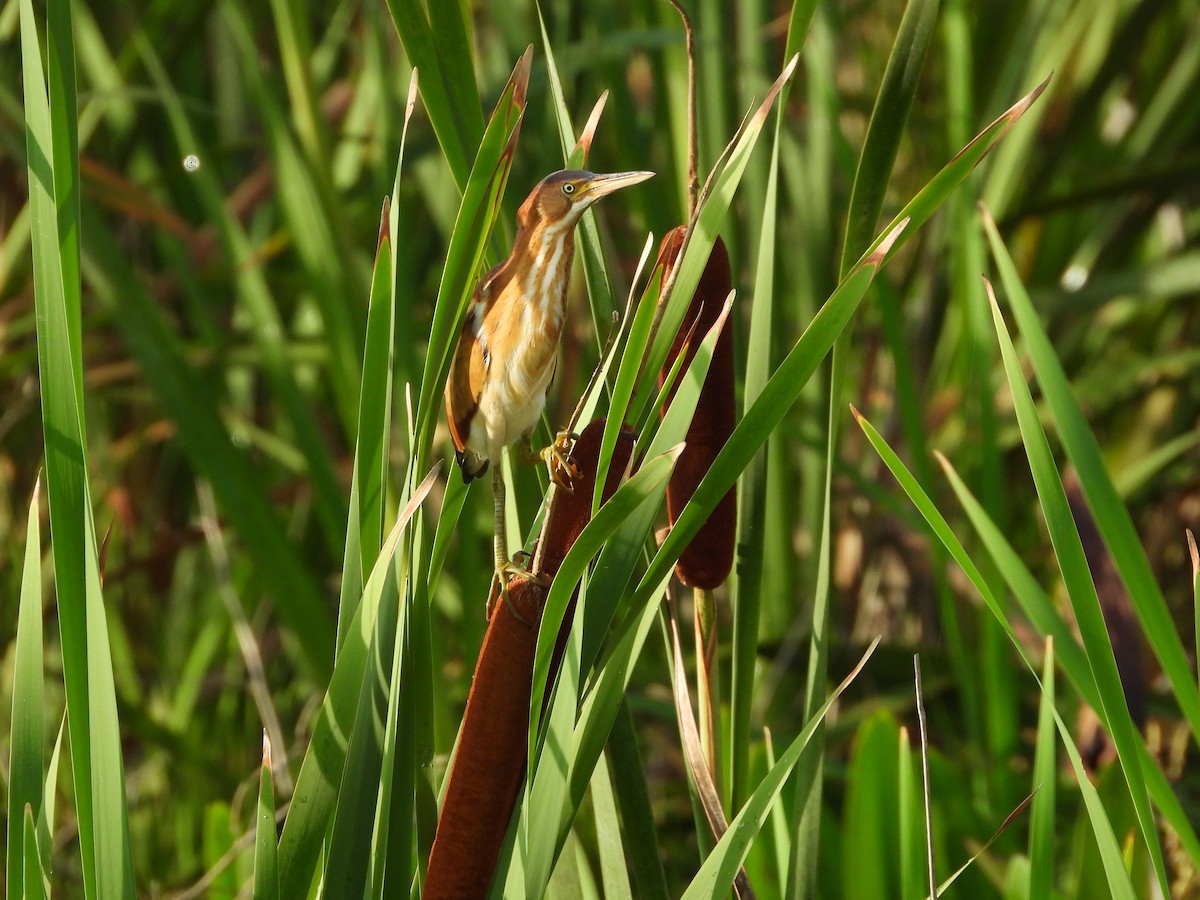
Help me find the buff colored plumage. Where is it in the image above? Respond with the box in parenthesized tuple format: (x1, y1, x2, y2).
(445, 168, 653, 617)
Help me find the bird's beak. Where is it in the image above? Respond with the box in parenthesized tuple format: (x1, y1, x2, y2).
(578, 170, 655, 201)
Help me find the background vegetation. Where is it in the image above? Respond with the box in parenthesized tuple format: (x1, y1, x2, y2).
(3, 0, 1200, 897)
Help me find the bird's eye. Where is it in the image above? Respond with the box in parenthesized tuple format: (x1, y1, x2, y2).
(562, 182, 576, 195)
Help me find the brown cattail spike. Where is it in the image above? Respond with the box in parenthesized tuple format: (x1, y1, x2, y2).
(657, 230, 737, 589)
(426, 419, 637, 898)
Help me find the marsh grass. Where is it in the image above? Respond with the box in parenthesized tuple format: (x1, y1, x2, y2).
(4, 0, 1200, 897)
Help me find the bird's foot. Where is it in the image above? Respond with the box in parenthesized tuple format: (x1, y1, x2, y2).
(487, 554, 551, 626)
(540, 430, 582, 491)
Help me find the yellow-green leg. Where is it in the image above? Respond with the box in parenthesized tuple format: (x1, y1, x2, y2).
(491, 465, 532, 625)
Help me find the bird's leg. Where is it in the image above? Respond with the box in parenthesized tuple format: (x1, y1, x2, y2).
(488, 465, 547, 625)
(522, 430, 581, 491)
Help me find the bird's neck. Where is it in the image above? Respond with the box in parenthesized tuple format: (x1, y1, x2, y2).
(514, 217, 577, 335)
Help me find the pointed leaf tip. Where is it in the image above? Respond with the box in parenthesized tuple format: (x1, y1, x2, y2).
(405, 68, 420, 111)
(981, 276, 1002, 314)
(865, 216, 909, 266)
(262, 730, 272, 768)
(574, 91, 609, 163)
(848, 403, 864, 423)
(514, 45, 534, 103)
(1187, 529, 1198, 577)
(977, 201, 997, 230)
(751, 53, 800, 127)
(376, 197, 391, 252)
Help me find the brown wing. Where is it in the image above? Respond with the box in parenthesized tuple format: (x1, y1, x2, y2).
(445, 260, 514, 478)
(445, 300, 487, 454)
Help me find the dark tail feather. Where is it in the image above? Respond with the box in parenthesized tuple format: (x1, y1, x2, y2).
(456, 449, 489, 483)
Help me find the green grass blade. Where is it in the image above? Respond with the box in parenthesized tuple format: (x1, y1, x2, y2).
(607, 702, 670, 900)
(842, 711, 902, 899)
(323, 557, 405, 898)
(529, 445, 682, 754)
(731, 96, 782, 815)
(638, 55, 799, 422)
(590, 752, 634, 900)
(254, 735, 280, 900)
(856, 76, 1049, 270)
(39, 718, 64, 868)
(524, 588, 587, 897)
(224, 0, 363, 434)
(135, 35, 347, 553)
(20, 0, 134, 893)
(854, 410, 1171, 900)
(365, 555, 418, 898)
(86, 224, 335, 677)
(23, 806, 47, 900)
(592, 249, 667, 515)
(1029, 638, 1056, 899)
(839, 0, 940, 273)
(538, 6, 616, 344)
(568, 296, 733, 684)
(383, 0, 483, 190)
(636, 223, 905, 621)
(1050, 705, 1137, 900)
(936, 452, 1200, 867)
(276, 468, 438, 897)
(681, 640, 880, 900)
(7, 480, 44, 900)
(982, 210, 1200, 747)
(981, 273, 1167, 890)
(339, 192, 402, 648)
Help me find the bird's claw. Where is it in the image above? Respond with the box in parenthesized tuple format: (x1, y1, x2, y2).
(487, 555, 550, 626)
(541, 430, 581, 491)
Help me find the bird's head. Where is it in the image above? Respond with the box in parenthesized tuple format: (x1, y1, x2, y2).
(518, 169, 654, 229)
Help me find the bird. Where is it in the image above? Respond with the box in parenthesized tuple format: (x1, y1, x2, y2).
(445, 168, 653, 617)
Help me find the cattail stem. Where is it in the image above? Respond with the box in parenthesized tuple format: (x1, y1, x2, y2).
(694, 585, 721, 785)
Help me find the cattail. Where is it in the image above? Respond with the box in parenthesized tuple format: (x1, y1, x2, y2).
(424, 579, 541, 900)
(426, 418, 636, 898)
(657, 229, 736, 589)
